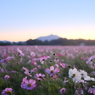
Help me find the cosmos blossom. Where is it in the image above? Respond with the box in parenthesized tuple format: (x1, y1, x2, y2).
(17, 48, 25, 57)
(1, 88, 13, 95)
(88, 87, 95, 95)
(57, 53, 63, 57)
(69, 68, 95, 82)
(31, 68, 37, 72)
(59, 63, 67, 68)
(68, 68, 81, 82)
(21, 77, 37, 90)
(0, 56, 14, 64)
(45, 66, 60, 76)
(22, 76, 27, 82)
(39, 56, 50, 64)
(30, 52, 36, 57)
(22, 67, 32, 77)
(81, 57, 88, 60)
(34, 73, 45, 81)
(60, 88, 66, 94)
(4, 75, 10, 80)
(31, 58, 37, 66)
(79, 70, 88, 78)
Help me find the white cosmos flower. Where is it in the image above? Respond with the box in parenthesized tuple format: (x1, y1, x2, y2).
(69, 68, 78, 78)
(72, 74, 82, 83)
(90, 78, 95, 81)
(84, 76, 93, 81)
(79, 70, 88, 78)
(69, 68, 81, 82)
(85, 76, 95, 81)
(85, 76, 90, 80)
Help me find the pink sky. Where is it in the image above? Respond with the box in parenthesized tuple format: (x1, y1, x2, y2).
(0, 24, 95, 42)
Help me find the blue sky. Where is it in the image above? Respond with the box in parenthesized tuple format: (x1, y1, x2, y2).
(0, 0, 95, 41)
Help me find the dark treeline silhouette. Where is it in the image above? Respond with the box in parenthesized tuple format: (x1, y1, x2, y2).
(0, 38, 95, 46)
(26, 38, 95, 46)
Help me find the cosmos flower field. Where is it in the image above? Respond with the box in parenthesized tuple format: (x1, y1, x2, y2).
(0, 46, 95, 95)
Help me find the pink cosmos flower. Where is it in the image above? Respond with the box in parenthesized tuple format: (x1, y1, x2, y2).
(91, 71, 95, 76)
(39, 56, 50, 64)
(31, 68, 37, 73)
(88, 87, 95, 95)
(22, 76, 27, 82)
(54, 58, 59, 63)
(0, 56, 14, 64)
(31, 58, 37, 66)
(86, 55, 95, 64)
(59, 63, 66, 68)
(81, 57, 88, 60)
(34, 73, 45, 81)
(52, 75, 58, 79)
(0, 59, 7, 63)
(21, 77, 37, 90)
(45, 66, 60, 76)
(22, 67, 32, 77)
(30, 52, 36, 57)
(60, 88, 66, 94)
(55, 63, 59, 68)
(17, 48, 24, 57)
(57, 53, 63, 57)
(37, 65, 41, 69)
(4, 75, 10, 80)
(1, 88, 13, 95)
(22, 67, 28, 71)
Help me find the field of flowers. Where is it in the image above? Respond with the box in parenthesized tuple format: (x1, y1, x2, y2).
(0, 46, 95, 95)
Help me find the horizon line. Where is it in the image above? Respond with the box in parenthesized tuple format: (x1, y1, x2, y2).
(1, 37, 95, 42)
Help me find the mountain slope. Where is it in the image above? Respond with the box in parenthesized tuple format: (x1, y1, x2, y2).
(36, 34, 60, 41)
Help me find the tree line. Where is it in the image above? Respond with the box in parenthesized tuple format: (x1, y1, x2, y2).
(0, 38, 95, 46)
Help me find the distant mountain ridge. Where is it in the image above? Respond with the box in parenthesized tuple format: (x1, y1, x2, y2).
(36, 34, 60, 41)
(0, 34, 60, 43)
(1, 35, 95, 45)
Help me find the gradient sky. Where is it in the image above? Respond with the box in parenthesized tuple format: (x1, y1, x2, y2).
(0, 0, 95, 42)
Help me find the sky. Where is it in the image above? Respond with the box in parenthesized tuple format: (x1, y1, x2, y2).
(0, 0, 95, 42)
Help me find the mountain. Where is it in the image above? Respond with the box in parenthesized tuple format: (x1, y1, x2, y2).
(36, 34, 60, 41)
(0, 40, 11, 43)
(0, 40, 27, 45)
